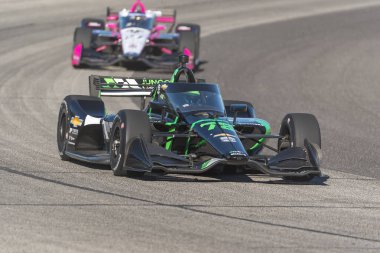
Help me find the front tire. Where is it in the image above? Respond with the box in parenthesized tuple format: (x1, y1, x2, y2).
(72, 27, 93, 68)
(278, 113, 321, 181)
(110, 117, 126, 176)
(109, 110, 152, 177)
(57, 103, 70, 161)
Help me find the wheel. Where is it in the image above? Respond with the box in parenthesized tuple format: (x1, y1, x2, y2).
(109, 110, 152, 177)
(72, 27, 92, 68)
(73, 27, 92, 49)
(81, 18, 105, 30)
(176, 23, 200, 69)
(57, 102, 70, 161)
(110, 117, 125, 176)
(278, 113, 321, 181)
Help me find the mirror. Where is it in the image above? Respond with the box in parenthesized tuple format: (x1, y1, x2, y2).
(230, 104, 248, 125)
(149, 101, 168, 123)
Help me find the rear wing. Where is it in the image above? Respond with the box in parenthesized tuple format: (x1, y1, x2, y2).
(89, 75, 171, 97)
(153, 9, 176, 32)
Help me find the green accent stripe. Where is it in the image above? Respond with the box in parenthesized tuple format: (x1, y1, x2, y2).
(170, 68, 180, 83)
(165, 128, 176, 150)
(249, 119, 271, 150)
(185, 119, 232, 155)
(201, 160, 210, 170)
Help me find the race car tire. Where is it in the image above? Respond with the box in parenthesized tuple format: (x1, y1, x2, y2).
(278, 113, 321, 181)
(72, 27, 92, 68)
(73, 27, 92, 49)
(223, 100, 255, 118)
(110, 110, 151, 177)
(81, 18, 105, 30)
(177, 23, 201, 69)
(57, 102, 70, 161)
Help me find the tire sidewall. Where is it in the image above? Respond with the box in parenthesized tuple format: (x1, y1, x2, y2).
(110, 116, 126, 175)
(57, 102, 70, 160)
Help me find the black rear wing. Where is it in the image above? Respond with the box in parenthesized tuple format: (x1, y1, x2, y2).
(89, 75, 171, 97)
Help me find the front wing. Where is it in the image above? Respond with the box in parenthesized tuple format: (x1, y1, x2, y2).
(123, 136, 322, 178)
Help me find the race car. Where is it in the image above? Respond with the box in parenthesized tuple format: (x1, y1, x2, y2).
(58, 55, 322, 181)
(71, 0, 200, 70)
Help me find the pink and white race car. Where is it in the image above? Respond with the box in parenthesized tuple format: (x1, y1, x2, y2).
(72, 0, 200, 70)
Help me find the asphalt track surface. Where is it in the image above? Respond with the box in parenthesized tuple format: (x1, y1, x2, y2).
(1, 0, 380, 252)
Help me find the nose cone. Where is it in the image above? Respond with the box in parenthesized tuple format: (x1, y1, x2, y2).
(192, 120, 249, 160)
(120, 27, 150, 57)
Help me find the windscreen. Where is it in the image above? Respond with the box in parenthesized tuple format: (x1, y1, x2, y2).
(119, 14, 154, 30)
(165, 83, 225, 116)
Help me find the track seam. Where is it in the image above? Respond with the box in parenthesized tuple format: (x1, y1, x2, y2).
(2, 166, 379, 244)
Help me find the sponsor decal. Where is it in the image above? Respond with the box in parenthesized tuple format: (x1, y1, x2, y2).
(220, 136, 236, 143)
(103, 77, 141, 89)
(142, 79, 171, 85)
(84, 115, 101, 126)
(101, 77, 171, 89)
(200, 122, 234, 131)
(70, 116, 83, 128)
(229, 151, 246, 156)
(88, 22, 102, 27)
(177, 26, 191, 31)
(214, 133, 237, 142)
(69, 128, 78, 135)
(161, 84, 168, 91)
(214, 133, 235, 138)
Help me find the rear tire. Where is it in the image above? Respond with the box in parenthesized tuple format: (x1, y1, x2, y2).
(177, 24, 200, 69)
(109, 110, 151, 177)
(57, 102, 70, 161)
(278, 113, 321, 181)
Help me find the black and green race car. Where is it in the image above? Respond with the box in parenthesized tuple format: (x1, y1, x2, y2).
(57, 55, 322, 181)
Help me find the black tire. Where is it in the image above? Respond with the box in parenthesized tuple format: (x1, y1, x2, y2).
(278, 113, 321, 181)
(57, 102, 70, 161)
(73, 27, 93, 49)
(223, 100, 255, 118)
(81, 18, 105, 30)
(109, 110, 151, 177)
(176, 23, 200, 68)
(72, 27, 92, 68)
